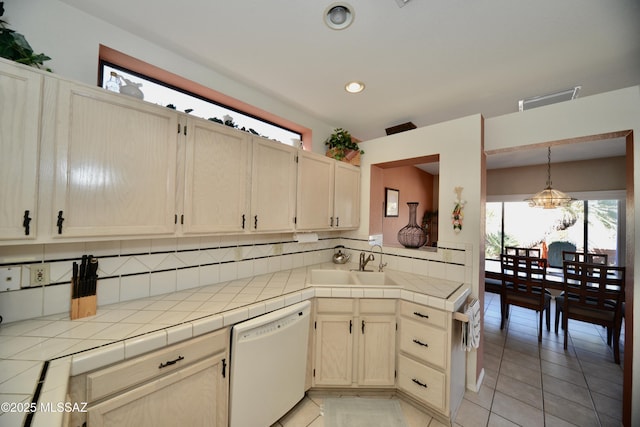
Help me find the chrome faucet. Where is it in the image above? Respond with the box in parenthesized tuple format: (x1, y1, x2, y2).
(359, 251, 375, 271)
(371, 244, 387, 272)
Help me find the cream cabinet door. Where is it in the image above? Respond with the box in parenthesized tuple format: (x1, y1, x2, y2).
(182, 119, 250, 234)
(333, 162, 360, 229)
(88, 355, 228, 427)
(296, 150, 333, 230)
(52, 81, 178, 238)
(0, 60, 42, 240)
(313, 314, 353, 386)
(250, 137, 296, 232)
(358, 315, 396, 386)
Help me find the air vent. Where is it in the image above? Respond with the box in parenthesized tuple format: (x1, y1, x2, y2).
(518, 86, 581, 111)
(385, 121, 417, 135)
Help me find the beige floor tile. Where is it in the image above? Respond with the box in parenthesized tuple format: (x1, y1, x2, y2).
(452, 399, 489, 427)
(544, 413, 580, 427)
(278, 396, 321, 427)
(543, 392, 599, 427)
(487, 412, 519, 427)
(541, 374, 592, 408)
(398, 399, 433, 427)
(491, 391, 544, 427)
(541, 360, 588, 388)
(591, 391, 622, 421)
(498, 359, 542, 388)
(463, 383, 494, 410)
(495, 374, 543, 410)
(501, 347, 541, 372)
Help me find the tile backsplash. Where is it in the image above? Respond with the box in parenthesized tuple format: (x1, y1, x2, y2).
(0, 233, 471, 323)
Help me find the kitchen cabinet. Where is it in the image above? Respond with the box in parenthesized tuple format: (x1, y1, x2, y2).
(296, 150, 360, 231)
(396, 300, 465, 423)
(250, 136, 297, 232)
(52, 79, 178, 238)
(69, 329, 229, 427)
(0, 59, 42, 240)
(312, 298, 395, 388)
(181, 117, 251, 234)
(333, 161, 360, 229)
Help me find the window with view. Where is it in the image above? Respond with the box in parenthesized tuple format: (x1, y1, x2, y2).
(486, 199, 622, 266)
(99, 62, 302, 146)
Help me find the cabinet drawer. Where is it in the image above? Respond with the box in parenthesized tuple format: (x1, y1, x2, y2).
(87, 328, 228, 402)
(399, 318, 447, 369)
(397, 354, 446, 411)
(399, 300, 447, 330)
(316, 298, 355, 314)
(359, 298, 396, 314)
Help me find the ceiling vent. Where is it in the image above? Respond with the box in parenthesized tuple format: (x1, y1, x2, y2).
(518, 86, 581, 111)
(395, 0, 411, 7)
(385, 121, 417, 135)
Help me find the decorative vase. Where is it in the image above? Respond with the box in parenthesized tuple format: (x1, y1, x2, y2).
(397, 202, 427, 248)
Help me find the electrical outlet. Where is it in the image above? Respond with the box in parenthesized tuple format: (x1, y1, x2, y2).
(30, 263, 50, 286)
(0, 267, 21, 292)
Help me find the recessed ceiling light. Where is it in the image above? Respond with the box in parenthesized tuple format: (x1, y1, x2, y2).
(324, 3, 355, 30)
(345, 81, 365, 93)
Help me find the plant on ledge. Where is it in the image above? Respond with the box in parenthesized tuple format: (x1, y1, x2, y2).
(324, 128, 364, 161)
(0, 2, 52, 71)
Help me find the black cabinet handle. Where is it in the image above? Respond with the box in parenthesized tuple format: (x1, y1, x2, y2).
(336, 217, 340, 227)
(56, 211, 64, 234)
(349, 319, 352, 334)
(159, 355, 184, 369)
(330, 216, 334, 227)
(413, 311, 429, 319)
(254, 215, 258, 229)
(242, 214, 246, 229)
(412, 378, 428, 388)
(361, 320, 365, 333)
(413, 339, 429, 347)
(222, 358, 227, 378)
(23, 210, 32, 235)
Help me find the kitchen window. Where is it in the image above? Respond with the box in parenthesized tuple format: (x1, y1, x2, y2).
(485, 197, 623, 266)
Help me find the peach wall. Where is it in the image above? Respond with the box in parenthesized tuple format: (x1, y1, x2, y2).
(371, 166, 434, 246)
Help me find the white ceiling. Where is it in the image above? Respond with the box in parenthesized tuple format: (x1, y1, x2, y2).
(60, 0, 639, 155)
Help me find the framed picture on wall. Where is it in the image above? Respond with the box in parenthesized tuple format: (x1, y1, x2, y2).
(385, 188, 399, 217)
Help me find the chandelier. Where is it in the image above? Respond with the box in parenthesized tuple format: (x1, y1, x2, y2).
(525, 146, 574, 209)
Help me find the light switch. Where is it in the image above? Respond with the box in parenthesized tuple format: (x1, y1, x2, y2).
(0, 267, 21, 292)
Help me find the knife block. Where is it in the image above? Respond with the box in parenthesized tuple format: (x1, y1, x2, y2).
(70, 278, 97, 320)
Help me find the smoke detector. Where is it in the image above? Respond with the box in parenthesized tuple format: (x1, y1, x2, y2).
(519, 86, 581, 111)
(324, 3, 354, 30)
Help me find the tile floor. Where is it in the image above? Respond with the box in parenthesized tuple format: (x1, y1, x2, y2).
(276, 292, 624, 427)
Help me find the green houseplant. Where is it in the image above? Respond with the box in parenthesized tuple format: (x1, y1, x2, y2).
(324, 128, 364, 161)
(0, 2, 51, 71)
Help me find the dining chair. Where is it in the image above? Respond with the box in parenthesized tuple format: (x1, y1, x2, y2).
(554, 251, 609, 334)
(505, 246, 542, 258)
(560, 260, 625, 364)
(500, 254, 550, 342)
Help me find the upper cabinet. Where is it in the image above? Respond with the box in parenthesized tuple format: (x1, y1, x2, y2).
(0, 60, 42, 240)
(250, 136, 297, 232)
(333, 162, 360, 229)
(296, 150, 360, 231)
(0, 60, 360, 244)
(181, 118, 251, 234)
(296, 151, 334, 230)
(52, 80, 178, 238)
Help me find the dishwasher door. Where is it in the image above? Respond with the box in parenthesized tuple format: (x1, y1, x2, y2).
(229, 300, 311, 427)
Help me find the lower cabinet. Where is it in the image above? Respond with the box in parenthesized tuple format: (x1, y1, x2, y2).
(396, 300, 465, 424)
(68, 329, 228, 427)
(312, 298, 396, 388)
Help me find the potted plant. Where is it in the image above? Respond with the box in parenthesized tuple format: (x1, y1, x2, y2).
(325, 128, 364, 163)
(0, 2, 52, 71)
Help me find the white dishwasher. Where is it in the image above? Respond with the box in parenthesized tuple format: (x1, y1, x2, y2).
(229, 300, 311, 427)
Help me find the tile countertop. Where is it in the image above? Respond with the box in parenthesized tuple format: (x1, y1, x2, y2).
(0, 262, 469, 427)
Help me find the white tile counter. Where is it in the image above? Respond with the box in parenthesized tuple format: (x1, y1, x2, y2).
(0, 262, 469, 427)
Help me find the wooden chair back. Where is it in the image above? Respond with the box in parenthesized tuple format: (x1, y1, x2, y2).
(562, 251, 608, 266)
(500, 254, 547, 300)
(562, 261, 624, 315)
(505, 246, 541, 258)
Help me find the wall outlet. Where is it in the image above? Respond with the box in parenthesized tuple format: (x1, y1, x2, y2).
(0, 267, 21, 292)
(30, 263, 50, 286)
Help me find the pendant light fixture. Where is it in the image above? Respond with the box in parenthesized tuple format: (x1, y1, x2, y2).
(525, 146, 574, 209)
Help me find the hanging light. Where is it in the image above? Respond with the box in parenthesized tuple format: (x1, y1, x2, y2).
(525, 146, 575, 209)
